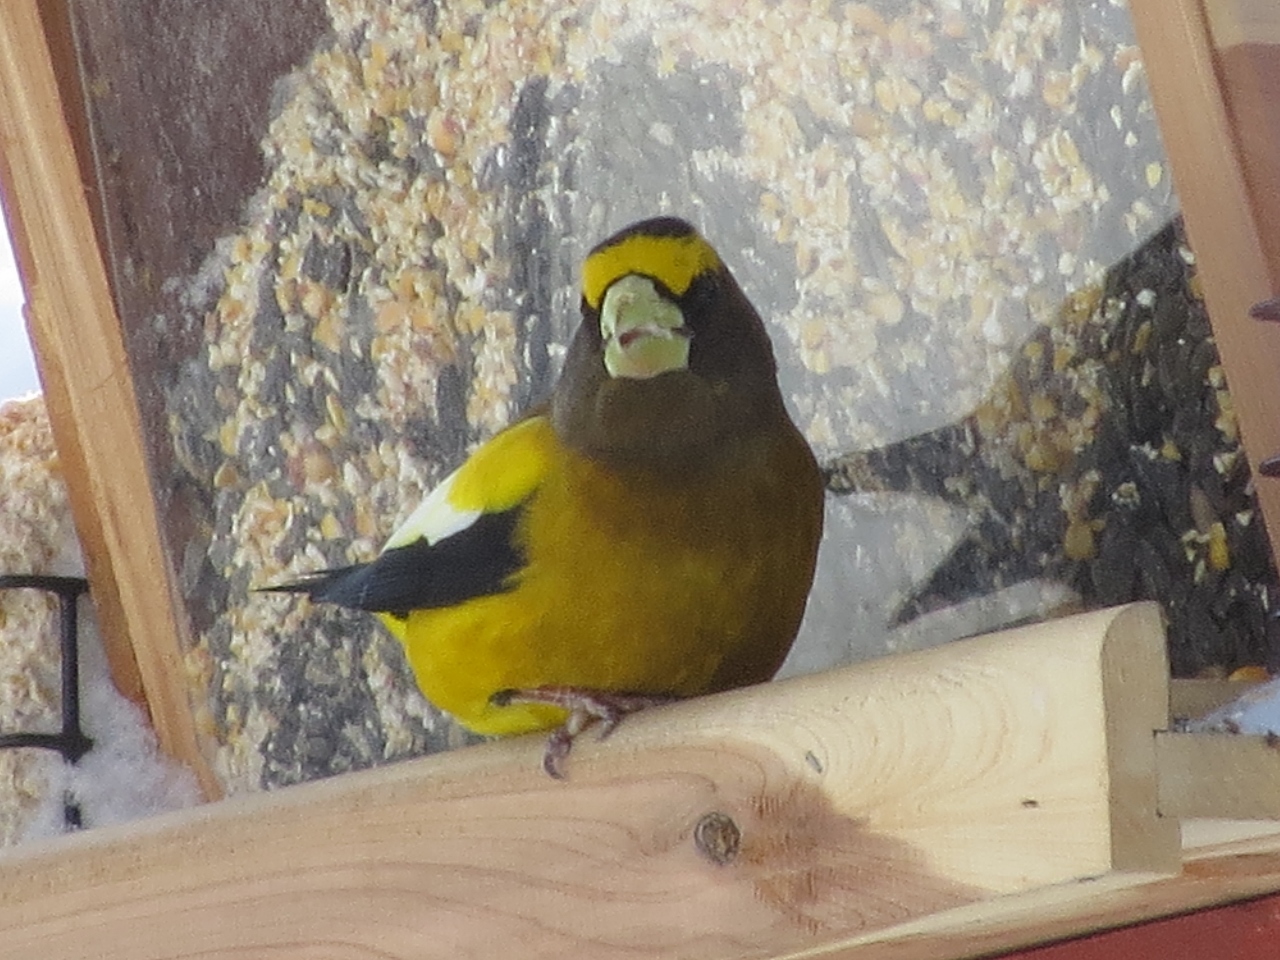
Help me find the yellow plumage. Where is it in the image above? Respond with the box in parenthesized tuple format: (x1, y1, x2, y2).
(388, 413, 819, 736)
(270, 216, 824, 775)
(580, 231, 721, 309)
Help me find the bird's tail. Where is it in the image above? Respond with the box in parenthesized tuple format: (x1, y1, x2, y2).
(256, 566, 365, 603)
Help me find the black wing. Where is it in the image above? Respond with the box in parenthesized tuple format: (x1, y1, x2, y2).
(263, 506, 525, 618)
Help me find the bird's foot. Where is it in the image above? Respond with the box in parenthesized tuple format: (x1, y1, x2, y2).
(490, 686, 678, 779)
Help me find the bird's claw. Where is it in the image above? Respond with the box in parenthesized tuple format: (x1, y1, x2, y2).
(491, 685, 678, 779)
(542, 726, 575, 779)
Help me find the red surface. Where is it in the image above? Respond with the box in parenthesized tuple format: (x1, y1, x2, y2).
(1003, 893, 1280, 959)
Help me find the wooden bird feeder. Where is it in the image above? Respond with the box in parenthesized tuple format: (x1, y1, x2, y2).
(3, 0, 1280, 957)
(2, 603, 1280, 958)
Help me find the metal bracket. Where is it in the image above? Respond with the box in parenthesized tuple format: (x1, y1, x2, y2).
(0, 574, 92, 828)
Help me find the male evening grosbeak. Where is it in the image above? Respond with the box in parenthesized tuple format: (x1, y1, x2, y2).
(269, 216, 824, 777)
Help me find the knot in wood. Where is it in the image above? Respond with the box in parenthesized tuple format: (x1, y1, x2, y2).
(693, 811, 741, 866)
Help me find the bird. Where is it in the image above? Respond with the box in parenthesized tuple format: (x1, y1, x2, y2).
(266, 216, 825, 777)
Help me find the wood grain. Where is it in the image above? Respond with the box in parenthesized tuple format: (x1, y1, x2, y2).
(1204, 0, 1280, 288)
(0, 605, 1176, 960)
(0, 0, 217, 797)
(1129, 0, 1280, 568)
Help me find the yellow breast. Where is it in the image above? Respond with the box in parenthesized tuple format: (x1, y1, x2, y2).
(386, 416, 821, 736)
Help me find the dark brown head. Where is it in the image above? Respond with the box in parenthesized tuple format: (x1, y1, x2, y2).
(552, 217, 788, 471)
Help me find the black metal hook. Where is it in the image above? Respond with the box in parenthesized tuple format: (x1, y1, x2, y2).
(0, 574, 93, 828)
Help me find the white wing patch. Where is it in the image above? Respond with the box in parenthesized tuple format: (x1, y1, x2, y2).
(383, 469, 482, 551)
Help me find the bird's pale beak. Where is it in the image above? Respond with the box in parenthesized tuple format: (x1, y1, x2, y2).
(600, 275, 691, 380)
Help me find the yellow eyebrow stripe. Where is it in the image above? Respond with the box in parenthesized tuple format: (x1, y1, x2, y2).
(581, 233, 721, 310)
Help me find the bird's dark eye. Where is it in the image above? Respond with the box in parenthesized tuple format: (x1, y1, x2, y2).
(682, 273, 720, 320)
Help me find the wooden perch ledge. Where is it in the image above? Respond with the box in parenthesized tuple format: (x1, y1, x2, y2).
(10, 602, 1280, 960)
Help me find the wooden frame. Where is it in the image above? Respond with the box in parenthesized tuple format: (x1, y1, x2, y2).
(0, 0, 217, 796)
(3, 0, 1280, 955)
(1129, 0, 1280, 566)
